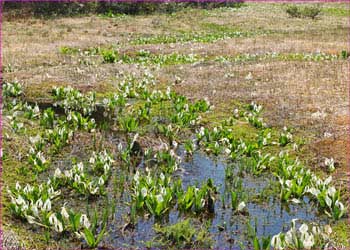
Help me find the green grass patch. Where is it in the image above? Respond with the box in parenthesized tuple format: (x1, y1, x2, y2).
(331, 220, 350, 247)
(59, 46, 80, 55)
(101, 49, 200, 65)
(131, 28, 265, 45)
(322, 7, 350, 17)
(58, 46, 101, 56)
(152, 219, 213, 248)
(215, 51, 347, 63)
(131, 31, 241, 45)
(59, 45, 347, 67)
(97, 10, 128, 19)
(200, 22, 241, 33)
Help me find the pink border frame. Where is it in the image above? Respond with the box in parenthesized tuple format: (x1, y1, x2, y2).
(0, 0, 349, 249)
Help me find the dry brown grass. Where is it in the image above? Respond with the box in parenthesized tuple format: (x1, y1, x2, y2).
(169, 60, 349, 166)
(3, 3, 349, 167)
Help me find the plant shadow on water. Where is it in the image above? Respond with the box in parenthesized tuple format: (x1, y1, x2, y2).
(104, 145, 329, 249)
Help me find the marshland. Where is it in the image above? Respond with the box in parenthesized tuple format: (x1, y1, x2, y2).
(2, 2, 350, 249)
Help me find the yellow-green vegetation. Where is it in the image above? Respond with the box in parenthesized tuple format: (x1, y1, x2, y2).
(331, 220, 350, 247)
(322, 6, 350, 17)
(152, 219, 213, 248)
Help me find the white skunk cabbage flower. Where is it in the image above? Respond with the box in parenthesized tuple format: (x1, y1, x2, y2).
(271, 233, 283, 250)
(156, 194, 164, 203)
(80, 214, 91, 229)
(237, 202, 246, 211)
(43, 199, 51, 212)
(141, 187, 147, 198)
(61, 206, 69, 219)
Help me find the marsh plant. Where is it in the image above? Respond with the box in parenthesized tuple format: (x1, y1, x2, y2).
(51, 151, 114, 196)
(40, 108, 55, 128)
(8, 115, 26, 134)
(271, 219, 333, 249)
(22, 103, 40, 120)
(52, 86, 96, 115)
(101, 49, 200, 66)
(177, 179, 217, 214)
(8, 180, 109, 248)
(245, 219, 271, 250)
(324, 157, 335, 172)
(46, 124, 74, 153)
(184, 139, 196, 156)
(119, 115, 139, 133)
(245, 151, 275, 176)
(279, 127, 293, 147)
(28, 150, 49, 173)
(275, 153, 346, 219)
(3, 69, 346, 249)
(153, 219, 213, 248)
(307, 176, 346, 220)
(2, 81, 23, 99)
(245, 111, 265, 129)
(131, 171, 181, 218)
(66, 111, 96, 131)
(156, 124, 179, 145)
(101, 93, 126, 119)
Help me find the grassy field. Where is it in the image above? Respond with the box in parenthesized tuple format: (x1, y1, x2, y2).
(2, 2, 350, 249)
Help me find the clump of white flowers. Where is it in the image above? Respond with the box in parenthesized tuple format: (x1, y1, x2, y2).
(279, 126, 293, 147)
(132, 170, 181, 217)
(7, 181, 61, 228)
(276, 152, 346, 220)
(51, 151, 114, 196)
(3, 81, 23, 98)
(271, 219, 332, 250)
(52, 86, 96, 115)
(324, 157, 335, 172)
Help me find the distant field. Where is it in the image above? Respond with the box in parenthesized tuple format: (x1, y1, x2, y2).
(2, 3, 350, 249)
